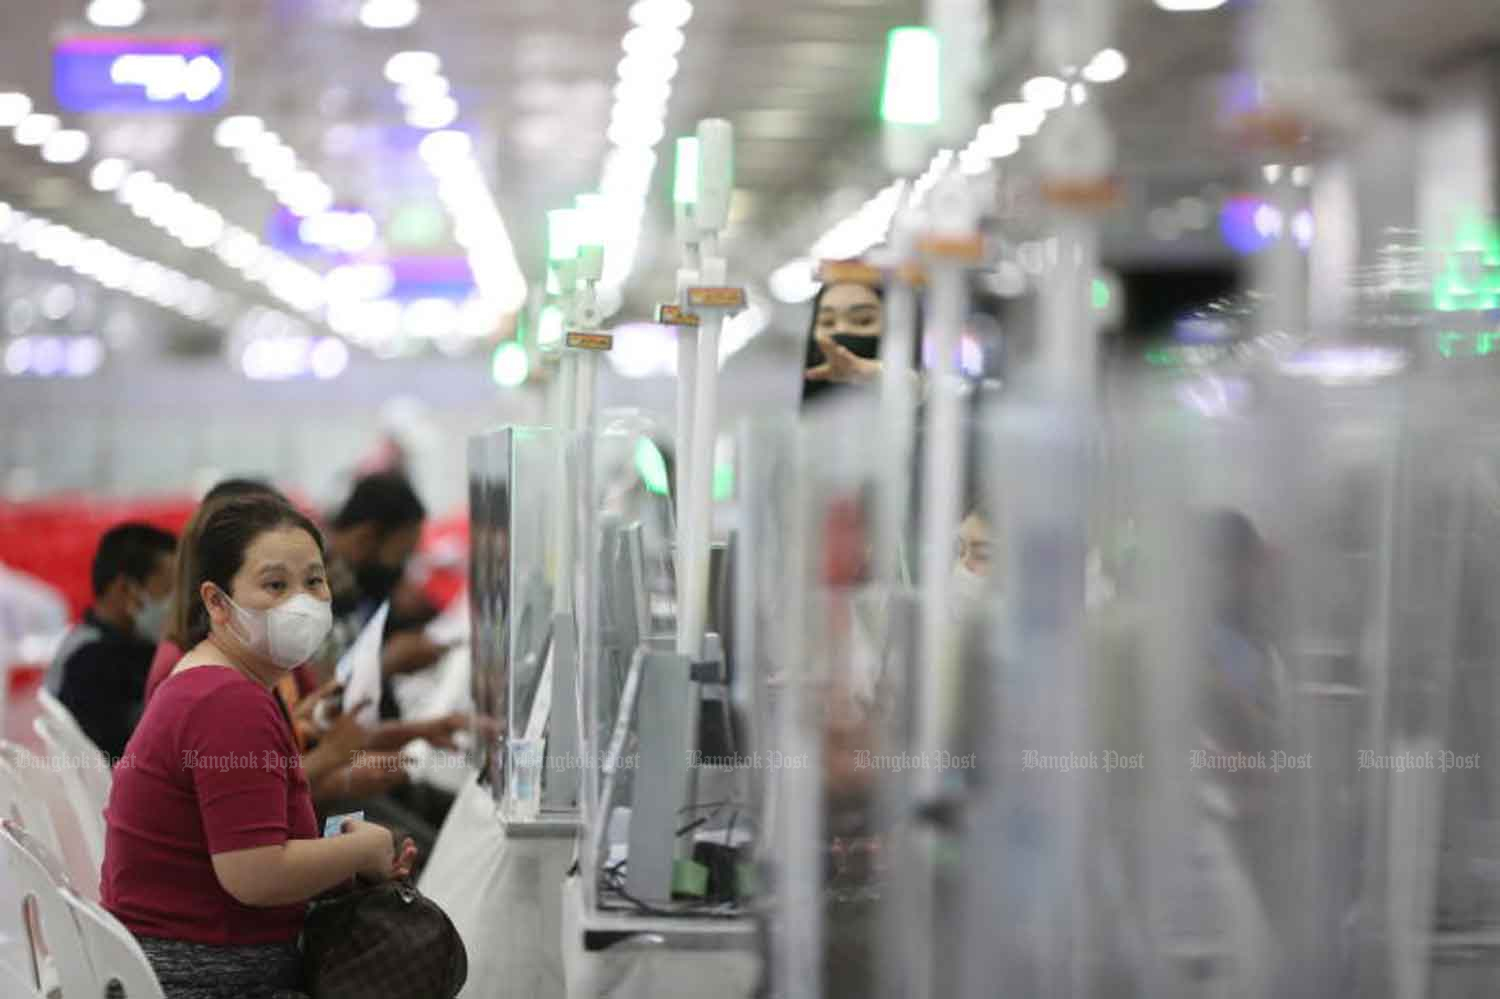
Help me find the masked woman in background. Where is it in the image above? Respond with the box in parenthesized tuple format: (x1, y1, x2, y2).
(802, 277, 888, 402)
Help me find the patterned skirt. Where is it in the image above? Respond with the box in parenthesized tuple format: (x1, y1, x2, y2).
(132, 937, 308, 999)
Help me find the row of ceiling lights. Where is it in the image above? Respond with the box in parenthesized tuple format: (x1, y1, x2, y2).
(378, 51, 527, 318)
(0, 200, 229, 329)
(16, 0, 500, 376)
(387, 53, 458, 130)
(596, 0, 695, 295)
(780, 45, 1132, 301)
(214, 117, 341, 219)
(1, 94, 91, 165)
(213, 115, 382, 256)
(0, 80, 335, 324)
(93, 155, 328, 315)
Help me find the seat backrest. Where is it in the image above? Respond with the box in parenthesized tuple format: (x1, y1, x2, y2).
(61, 891, 164, 999)
(34, 691, 112, 806)
(0, 820, 98, 998)
(0, 745, 64, 862)
(0, 955, 46, 998)
(31, 718, 106, 885)
(0, 742, 98, 902)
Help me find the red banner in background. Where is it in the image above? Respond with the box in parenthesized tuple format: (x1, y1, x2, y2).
(0, 496, 197, 620)
(0, 498, 470, 622)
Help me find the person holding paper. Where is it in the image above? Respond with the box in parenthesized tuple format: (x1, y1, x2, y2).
(103, 493, 416, 999)
(318, 472, 470, 855)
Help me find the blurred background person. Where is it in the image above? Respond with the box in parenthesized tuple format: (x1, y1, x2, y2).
(323, 472, 447, 679)
(47, 522, 176, 760)
(320, 472, 468, 853)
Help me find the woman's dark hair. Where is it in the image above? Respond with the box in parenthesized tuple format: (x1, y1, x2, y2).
(183, 494, 326, 648)
(204, 477, 278, 504)
(164, 480, 288, 648)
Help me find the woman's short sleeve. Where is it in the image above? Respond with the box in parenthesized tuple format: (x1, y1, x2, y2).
(181, 683, 302, 855)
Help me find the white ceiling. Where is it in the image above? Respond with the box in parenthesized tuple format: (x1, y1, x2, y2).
(0, 0, 1496, 352)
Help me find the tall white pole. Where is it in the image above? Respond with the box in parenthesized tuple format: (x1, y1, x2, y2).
(875, 196, 920, 585)
(675, 118, 736, 659)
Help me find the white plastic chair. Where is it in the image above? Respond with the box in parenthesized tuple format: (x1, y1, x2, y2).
(0, 741, 99, 902)
(1, 820, 96, 998)
(0, 956, 46, 998)
(0, 744, 65, 862)
(62, 890, 164, 998)
(35, 690, 113, 807)
(32, 717, 107, 883)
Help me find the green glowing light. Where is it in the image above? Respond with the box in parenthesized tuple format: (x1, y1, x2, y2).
(1145, 346, 1175, 367)
(712, 461, 734, 502)
(1434, 211, 1500, 312)
(1092, 278, 1111, 311)
(880, 27, 941, 126)
(1434, 329, 1500, 360)
(1455, 213, 1500, 265)
(635, 438, 670, 496)
(673, 137, 700, 207)
(491, 341, 529, 388)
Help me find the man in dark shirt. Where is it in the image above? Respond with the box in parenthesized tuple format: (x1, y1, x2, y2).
(47, 523, 176, 760)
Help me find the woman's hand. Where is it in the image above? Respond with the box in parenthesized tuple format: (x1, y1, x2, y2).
(293, 679, 342, 729)
(318, 699, 372, 763)
(420, 712, 470, 750)
(806, 335, 880, 385)
(342, 819, 396, 880)
(381, 632, 451, 677)
(330, 752, 410, 799)
(390, 836, 418, 880)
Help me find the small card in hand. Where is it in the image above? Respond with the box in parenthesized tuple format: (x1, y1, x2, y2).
(323, 811, 364, 837)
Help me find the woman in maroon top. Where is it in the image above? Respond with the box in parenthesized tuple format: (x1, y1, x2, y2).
(104, 495, 416, 999)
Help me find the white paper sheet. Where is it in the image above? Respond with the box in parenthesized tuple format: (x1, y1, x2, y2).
(338, 601, 388, 727)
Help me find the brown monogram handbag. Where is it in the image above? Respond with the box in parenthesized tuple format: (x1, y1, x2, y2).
(302, 878, 468, 999)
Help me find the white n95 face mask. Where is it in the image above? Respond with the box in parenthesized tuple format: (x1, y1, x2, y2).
(224, 592, 333, 670)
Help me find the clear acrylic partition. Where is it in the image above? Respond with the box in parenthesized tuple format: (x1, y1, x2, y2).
(743, 394, 942, 999)
(1430, 379, 1500, 993)
(1119, 365, 1312, 999)
(733, 413, 813, 992)
(466, 425, 576, 815)
(951, 380, 1139, 999)
(1260, 360, 1453, 998)
(1005, 352, 1476, 999)
(578, 410, 763, 922)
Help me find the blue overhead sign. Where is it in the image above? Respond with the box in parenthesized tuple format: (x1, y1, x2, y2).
(54, 36, 228, 113)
